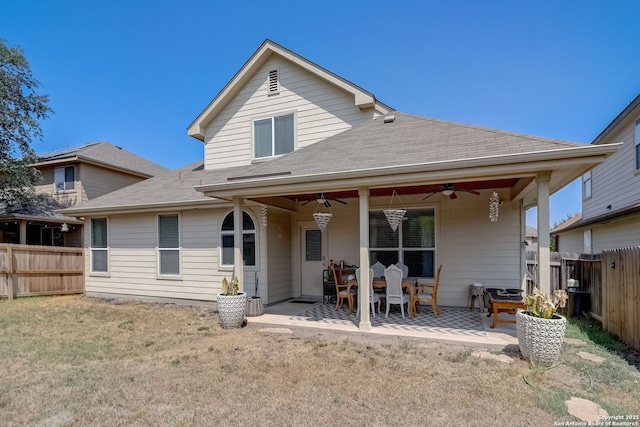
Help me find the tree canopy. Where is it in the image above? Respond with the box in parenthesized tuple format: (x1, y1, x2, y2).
(0, 38, 52, 212)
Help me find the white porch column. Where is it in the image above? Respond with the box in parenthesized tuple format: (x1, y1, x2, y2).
(233, 197, 244, 292)
(536, 173, 551, 295)
(358, 188, 371, 331)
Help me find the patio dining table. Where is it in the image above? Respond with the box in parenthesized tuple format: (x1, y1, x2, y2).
(347, 277, 419, 315)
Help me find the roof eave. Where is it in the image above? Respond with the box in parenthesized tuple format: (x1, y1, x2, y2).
(195, 144, 620, 201)
(552, 203, 640, 234)
(60, 198, 229, 217)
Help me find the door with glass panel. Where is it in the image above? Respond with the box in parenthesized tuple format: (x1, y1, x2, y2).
(300, 224, 326, 297)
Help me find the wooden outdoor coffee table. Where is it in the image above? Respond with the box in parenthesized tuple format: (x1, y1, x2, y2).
(488, 296, 525, 329)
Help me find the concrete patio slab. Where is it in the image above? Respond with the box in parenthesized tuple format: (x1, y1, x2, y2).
(248, 300, 519, 347)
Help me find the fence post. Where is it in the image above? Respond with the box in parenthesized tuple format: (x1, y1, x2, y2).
(7, 245, 13, 301)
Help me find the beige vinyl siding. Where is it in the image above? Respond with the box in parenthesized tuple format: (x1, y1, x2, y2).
(79, 163, 147, 201)
(584, 121, 640, 220)
(435, 193, 522, 307)
(84, 207, 268, 302)
(591, 216, 640, 252)
(266, 209, 292, 303)
(203, 56, 381, 170)
(557, 229, 584, 253)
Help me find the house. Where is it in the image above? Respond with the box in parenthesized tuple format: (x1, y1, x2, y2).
(0, 142, 169, 247)
(525, 226, 538, 251)
(61, 40, 619, 329)
(552, 93, 640, 253)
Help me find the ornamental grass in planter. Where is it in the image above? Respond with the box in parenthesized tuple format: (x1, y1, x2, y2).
(217, 277, 247, 329)
(516, 288, 568, 367)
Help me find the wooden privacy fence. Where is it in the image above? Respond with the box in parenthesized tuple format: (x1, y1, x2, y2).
(573, 254, 602, 320)
(526, 251, 579, 294)
(0, 244, 84, 300)
(602, 247, 640, 351)
(526, 251, 602, 318)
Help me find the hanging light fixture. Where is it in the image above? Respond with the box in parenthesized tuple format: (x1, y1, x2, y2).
(312, 199, 332, 232)
(383, 188, 406, 232)
(60, 223, 69, 232)
(489, 190, 500, 222)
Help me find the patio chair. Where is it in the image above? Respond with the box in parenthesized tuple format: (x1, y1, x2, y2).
(332, 265, 357, 313)
(356, 268, 381, 317)
(394, 261, 409, 278)
(411, 264, 442, 317)
(384, 264, 411, 319)
(371, 261, 385, 278)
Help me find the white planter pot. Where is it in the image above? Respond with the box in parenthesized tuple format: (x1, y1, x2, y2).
(516, 310, 566, 367)
(217, 293, 247, 329)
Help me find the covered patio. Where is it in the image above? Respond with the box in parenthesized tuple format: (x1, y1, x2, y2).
(196, 113, 619, 332)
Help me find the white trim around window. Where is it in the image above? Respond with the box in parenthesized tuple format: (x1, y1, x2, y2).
(368, 207, 437, 278)
(90, 217, 109, 275)
(219, 210, 258, 270)
(157, 213, 181, 277)
(252, 111, 296, 160)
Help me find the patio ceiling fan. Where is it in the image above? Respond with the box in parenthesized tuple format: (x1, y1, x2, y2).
(301, 192, 347, 208)
(423, 183, 480, 200)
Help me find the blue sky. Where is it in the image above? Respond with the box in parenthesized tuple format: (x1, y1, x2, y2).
(2, 0, 639, 226)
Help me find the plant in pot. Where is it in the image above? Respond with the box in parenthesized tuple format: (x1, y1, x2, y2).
(217, 277, 247, 329)
(516, 287, 568, 366)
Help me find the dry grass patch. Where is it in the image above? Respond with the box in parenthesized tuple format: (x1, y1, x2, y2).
(0, 296, 638, 426)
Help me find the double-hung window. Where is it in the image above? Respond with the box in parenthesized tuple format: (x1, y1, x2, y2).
(583, 170, 592, 199)
(158, 214, 180, 276)
(54, 166, 75, 192)
(220, 211, 256, 267)
(369, 208, 436, 278)
(91, 218, 108, 273)
(253, 113, 294, 159)
(635, 118, 640, 171)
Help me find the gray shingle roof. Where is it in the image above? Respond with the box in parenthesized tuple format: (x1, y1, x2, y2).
(38, 142, 169, 177)
(62, 111, 593, 215)
(61, 161, 254, 213)
(222, 112, 585, 181)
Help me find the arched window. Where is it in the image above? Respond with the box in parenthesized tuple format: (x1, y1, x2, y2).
(220, 211, 256, 267)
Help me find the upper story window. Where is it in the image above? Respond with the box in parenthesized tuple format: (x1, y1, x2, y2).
(369, 208, 436, 278)
(583, 170, 592, 200)
(220, 211, 256, 267)
(635, 118, 640, 171)
(54, 166, 75, 192)
(91, 218, 108, 273)
(158, 214, 180, 276)
(254, 113, 294, 159)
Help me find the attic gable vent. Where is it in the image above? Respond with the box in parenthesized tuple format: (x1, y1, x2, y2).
(383, 115, 396, 123)
(268, 69, 279, 94)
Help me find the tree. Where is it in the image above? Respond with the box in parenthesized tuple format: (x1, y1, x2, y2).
(0, 38, 52, 212)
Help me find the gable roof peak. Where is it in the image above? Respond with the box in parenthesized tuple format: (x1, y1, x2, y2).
(187, 40, 392, 141)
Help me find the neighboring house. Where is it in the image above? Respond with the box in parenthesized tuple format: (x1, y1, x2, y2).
(552, 93, 640, 254)
(0, 142, 169, 247)
(525, 226, 538, 251)
(62, 40, 618, 327)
